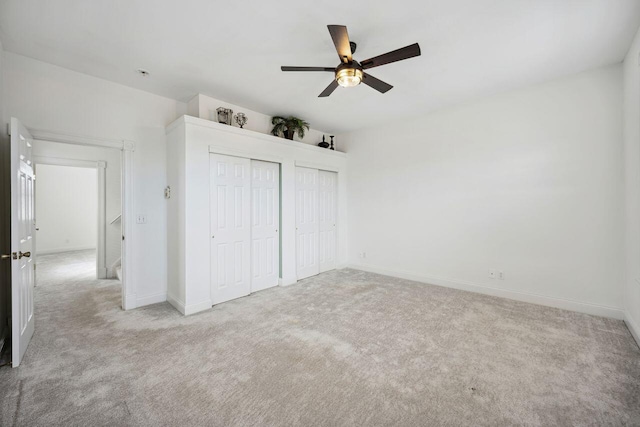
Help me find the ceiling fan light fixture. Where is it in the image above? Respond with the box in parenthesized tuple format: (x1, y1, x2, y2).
(336, 67, 363, 87)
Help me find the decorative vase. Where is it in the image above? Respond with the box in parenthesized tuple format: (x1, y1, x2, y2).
(318, 135, 330, 148)
(284, 129, 295, 140)
(330, 135, 335, 150)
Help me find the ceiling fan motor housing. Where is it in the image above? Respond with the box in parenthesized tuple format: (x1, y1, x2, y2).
(335, 61, 363, 87)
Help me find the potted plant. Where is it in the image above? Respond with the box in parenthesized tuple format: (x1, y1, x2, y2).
(271, 116, 310, 140)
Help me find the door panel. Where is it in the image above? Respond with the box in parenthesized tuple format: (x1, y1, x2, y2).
(318, 171, 337, 273)
(295, 167, 319, 280)
(250, 160, 279, 292)
(210, 154, 251, 304)
(10, 118, 35, 367)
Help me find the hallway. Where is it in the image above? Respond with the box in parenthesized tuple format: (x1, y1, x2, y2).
(37, 249, 106, 286)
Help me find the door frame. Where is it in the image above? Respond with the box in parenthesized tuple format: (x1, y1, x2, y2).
(32, 157, 109, 279)
(24, 127, 135, 310)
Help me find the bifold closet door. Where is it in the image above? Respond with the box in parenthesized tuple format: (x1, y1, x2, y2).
(250, 160, 279, 292)
(318, 170, 337, 273)
(295, 167, 320, 280)
(210, 154, 251, 305)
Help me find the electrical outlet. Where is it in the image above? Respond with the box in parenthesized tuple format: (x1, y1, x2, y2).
(498, 271, 504, 280)
(488, 269, 496, 279)
(362, 252, 367, 258)
(136, 214, 147, 224)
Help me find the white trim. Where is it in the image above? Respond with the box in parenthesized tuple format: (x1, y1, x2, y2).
(169, 297, 214, 316)
(208, 145, 284, 164)
(185, 300, 213, 315)
(347, 264, 624, 320)
(294, 160, 342, 173)
(28, 127, 135, 310)
(30, 128, 134, 151)
(97, 165, 107, 278)
(167, 294, 185, 314)
(36, 245, 97, 255)
(124, 294, 136, 310)
(32, 156, 104, 169)
(121, 148, 135, 309)
(136, 292, 167, 307)
(171, 115, 347, 157)
(624, 312, 640, 348)
(278, 276, 297, 287)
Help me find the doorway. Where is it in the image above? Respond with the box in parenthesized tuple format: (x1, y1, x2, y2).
(33, 153, 122, 296)
(34, 164, 109, 288)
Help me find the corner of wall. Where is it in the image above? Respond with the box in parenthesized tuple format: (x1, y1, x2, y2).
(186, 95, 200, 118)
(624, 312, 640, 348)
(623, 24, 640, 347)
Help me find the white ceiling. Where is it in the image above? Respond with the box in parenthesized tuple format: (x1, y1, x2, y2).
(1, 0, 639, 133)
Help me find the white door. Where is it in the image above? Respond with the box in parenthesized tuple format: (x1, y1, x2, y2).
(9, 118, 36, 367)
(318, 170, 337, 273)
(210, 154, 251, 305)
(250, 160, 279, 292)
(295, 167, 319, 280)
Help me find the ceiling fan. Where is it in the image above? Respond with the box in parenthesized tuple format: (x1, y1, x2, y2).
(281, 25, 421, 97)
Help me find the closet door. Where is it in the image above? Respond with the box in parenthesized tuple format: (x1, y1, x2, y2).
(250, 160, 279, 292)
(295, 167, 319, 280)
(318, 170, 337, 273)
(210, 154, 251, 305)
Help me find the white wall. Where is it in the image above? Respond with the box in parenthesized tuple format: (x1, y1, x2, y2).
(341, 64, 624, 318)
(623, 27, 640, 343)
(32, 141, 122, 270)
(35, 165, 97, 254)
(187, 94, 335, 148)
(3, 51, 183, 308)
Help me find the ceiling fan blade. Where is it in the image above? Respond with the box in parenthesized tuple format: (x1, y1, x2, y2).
(318, 80, 339, 97)
(327, 25, 352, 64)
(360, 43, 421, 70)
(281, 66, 335, 72)
(362, 73, 393, 93)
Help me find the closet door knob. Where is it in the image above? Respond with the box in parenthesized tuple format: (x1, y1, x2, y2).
(19, 251, 31, 259)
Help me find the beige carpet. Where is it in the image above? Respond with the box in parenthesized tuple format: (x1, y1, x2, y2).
(1, 252, 639, 426)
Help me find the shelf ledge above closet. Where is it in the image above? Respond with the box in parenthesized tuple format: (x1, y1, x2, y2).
(166, 115, 347, 158)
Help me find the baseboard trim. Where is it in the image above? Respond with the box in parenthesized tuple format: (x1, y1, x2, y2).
(167, 294, 185, 314)
(279, 276, 297, 287)
(123, 294, 136, 310)
(184, 299, 212, 316)
(624, 312, 640, 348)
(348, 264, 624, 320)
(136, 292, 167, 308)
(167, 294, 212, 315)
(37, 246, 97, 255)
